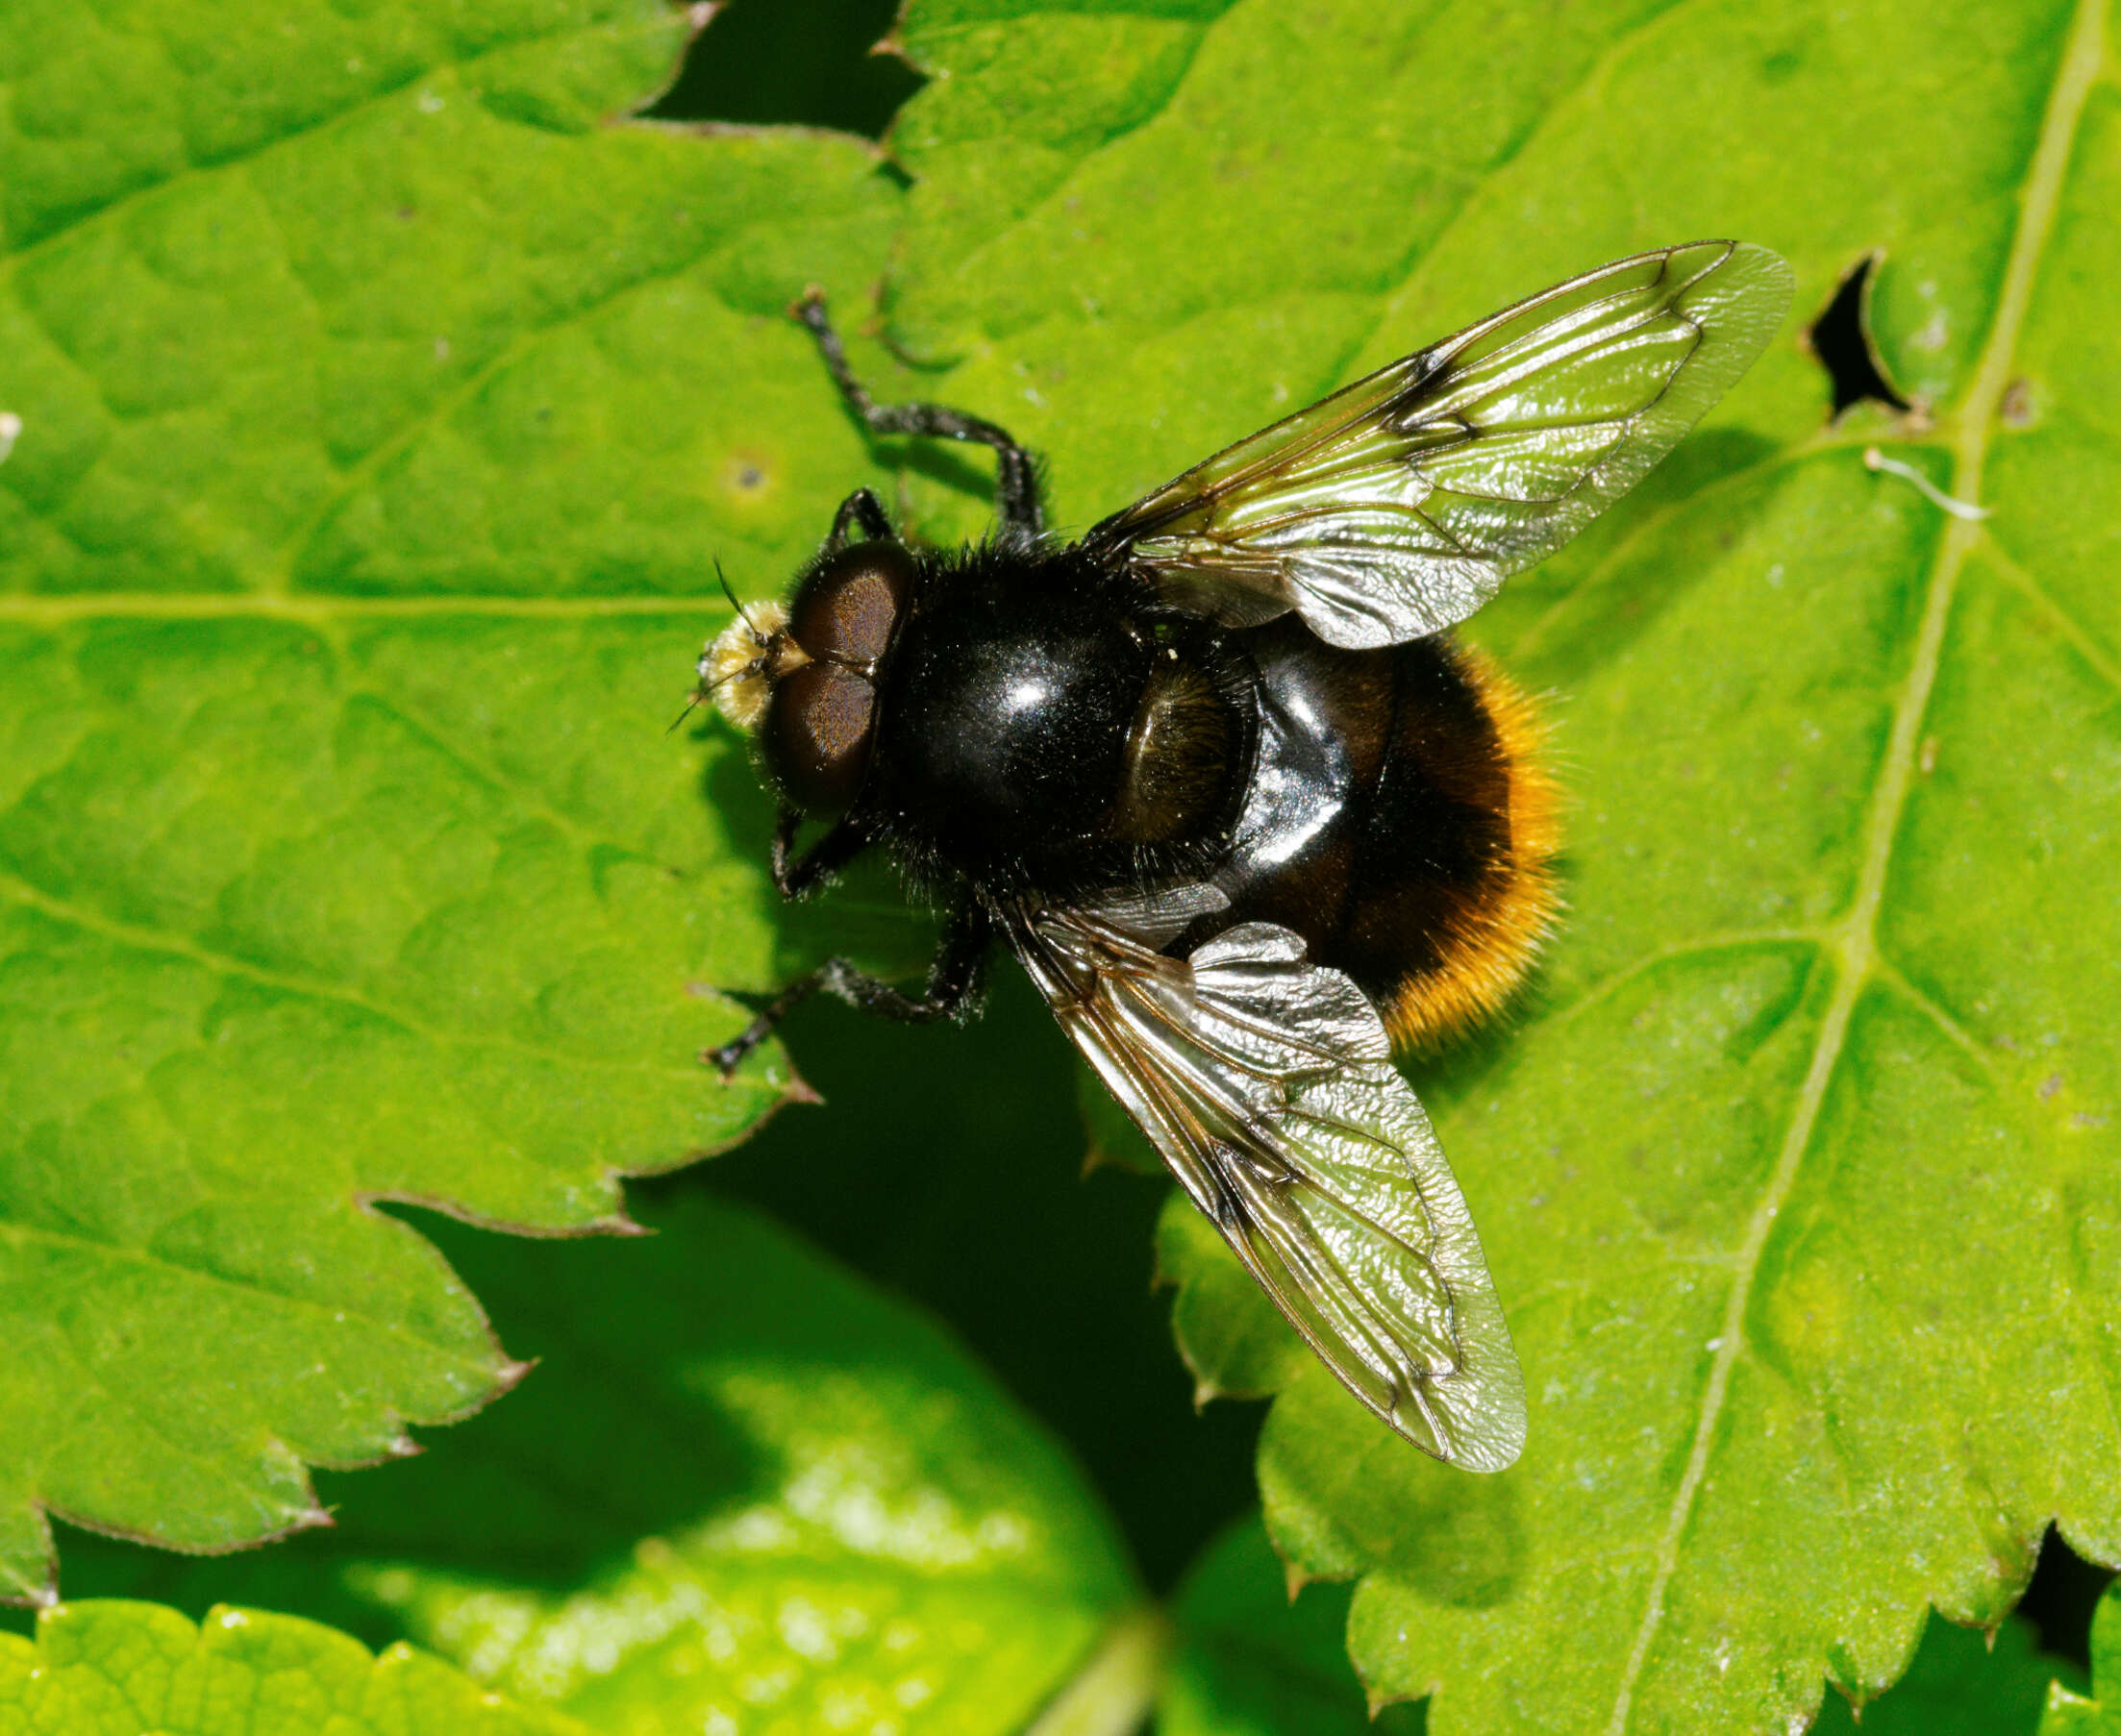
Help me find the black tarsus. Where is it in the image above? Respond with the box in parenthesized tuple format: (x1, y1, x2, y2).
(792, 288, 1044, 543)
(769, 806, 872, 899)
(826, 486, 894, 551)
(707, 898, 994, 1076)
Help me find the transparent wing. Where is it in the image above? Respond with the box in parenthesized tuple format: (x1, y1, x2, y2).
(1085, 239, 1793, 648)
(1012, 897, 1526, 1469)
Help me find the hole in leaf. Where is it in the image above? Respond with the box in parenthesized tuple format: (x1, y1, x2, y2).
(646, 0, 924, 140)
(1807, 255, 1911, 417)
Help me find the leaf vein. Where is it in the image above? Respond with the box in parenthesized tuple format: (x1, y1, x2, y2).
(0, 19, 642, 272)
(0, 1220, 497, 1383)
(1601, 0, 2110, 1724)
(0, 867, 713, 1079)
(1532, 931, 1823, 1035)
(1307, 0, 1701, 400)
(1981, 534, 2121, 697)
(266, 232, 758, 597)
(1508, 434, 1855, 665)
(1870, 955, 2001, 1079)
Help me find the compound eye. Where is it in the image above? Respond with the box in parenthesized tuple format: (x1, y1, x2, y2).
(765, 661, 877, 814)
(788, 541, 914, 665)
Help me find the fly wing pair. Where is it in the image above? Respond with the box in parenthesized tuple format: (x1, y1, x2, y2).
(1014, 241, 1792, 1468)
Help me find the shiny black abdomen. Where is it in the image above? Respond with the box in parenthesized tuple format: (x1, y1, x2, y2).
(1191, 616, 1515, 1009)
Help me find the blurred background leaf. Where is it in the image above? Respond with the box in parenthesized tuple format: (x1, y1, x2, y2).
(1158, 1516, 1427, 1736)
(16, 1196, 1145, 1734)
(2042, 1580, 2121, 1734)
(1806, 1608, 2076, 1736)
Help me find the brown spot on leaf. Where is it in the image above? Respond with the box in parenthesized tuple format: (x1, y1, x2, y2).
(721, 450, 776, 501)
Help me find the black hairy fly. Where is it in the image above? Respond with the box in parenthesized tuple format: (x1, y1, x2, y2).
(695, 242, 1793, 1469)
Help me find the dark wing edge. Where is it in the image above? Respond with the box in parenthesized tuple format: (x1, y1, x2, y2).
(1086, 239, 1795, 649)
(1011, 899, 1527, 1470)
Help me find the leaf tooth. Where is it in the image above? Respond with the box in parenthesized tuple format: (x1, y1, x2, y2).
(1283, 1556, 1313, 1603)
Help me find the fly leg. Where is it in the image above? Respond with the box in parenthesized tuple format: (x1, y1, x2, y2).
(793, 289, 1044, 544)
(707, 898, 992, 1077)
(825, 486, 892, 551)
(771, 808, 864, 900)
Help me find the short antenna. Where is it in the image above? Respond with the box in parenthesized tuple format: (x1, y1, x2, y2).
(717, 558, 765, 635)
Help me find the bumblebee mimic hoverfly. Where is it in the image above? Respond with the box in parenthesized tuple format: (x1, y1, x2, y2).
(695, 241, 1793, 1470)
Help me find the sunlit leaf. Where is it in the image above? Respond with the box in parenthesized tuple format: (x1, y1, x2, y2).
(874, 0, 2121, 1727)
(0, 1600, 584, 1736)
(0, 0, 915, 1600)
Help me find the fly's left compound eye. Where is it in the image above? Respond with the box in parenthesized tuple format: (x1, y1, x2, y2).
(765, 661, 878, 815)
(788, 541, 914, 668)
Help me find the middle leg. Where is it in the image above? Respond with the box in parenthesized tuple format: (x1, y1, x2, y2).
(793, 290, 1044, 544)
(706, 897, 993, 1076)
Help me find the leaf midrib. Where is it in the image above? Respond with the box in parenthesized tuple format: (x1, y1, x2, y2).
(1602, 0, 2111, 1725)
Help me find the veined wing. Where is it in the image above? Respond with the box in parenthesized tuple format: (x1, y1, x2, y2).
(1085, 240, 1793, 649)
(1011, 898, 1525, 1469)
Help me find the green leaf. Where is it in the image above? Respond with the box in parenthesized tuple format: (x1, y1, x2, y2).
(0, 1600, 585, 1736)
(874, 0, 2121, 1727)
(2042, 1582, 2121, 1734)
(20, 1195, 1144, 1736)
(1159, 1527, 2074, 1736)
(1808, 1611, 2068, 1735)
(12, 1, 2121, 1730)
(1159, 1516, 1423, 1736)
(1152, 1190, 1307, 1409)
(0, 0, 918, 1600)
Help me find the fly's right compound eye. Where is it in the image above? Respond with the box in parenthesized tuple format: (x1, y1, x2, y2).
(764, 660, 878, 816)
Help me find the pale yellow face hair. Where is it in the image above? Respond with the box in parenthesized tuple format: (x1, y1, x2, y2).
(698, 599, 793, 731)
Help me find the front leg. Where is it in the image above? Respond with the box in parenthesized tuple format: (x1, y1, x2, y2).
(770, 807, 871, 900)
(826, 486, 893, 552)
(793, 290, 1044, 545)
(707, 898, 993, 1077)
